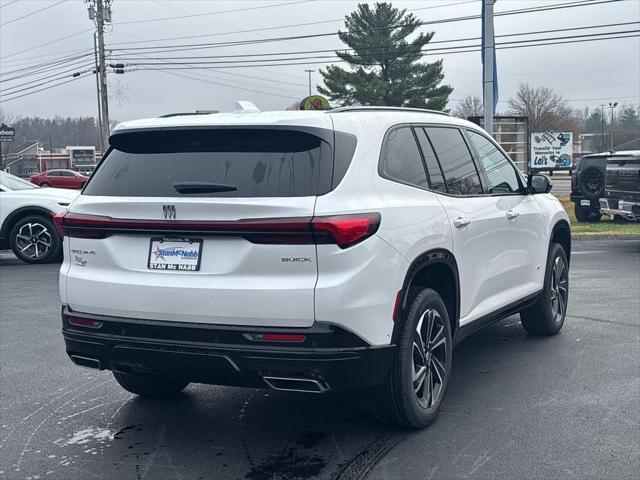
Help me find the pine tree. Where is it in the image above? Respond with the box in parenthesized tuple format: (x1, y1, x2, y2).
(318, 2, 452, 109)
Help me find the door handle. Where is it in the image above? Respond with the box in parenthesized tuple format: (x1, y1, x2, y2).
(453, 217, 471, 228)
(506, 210, 520, 220)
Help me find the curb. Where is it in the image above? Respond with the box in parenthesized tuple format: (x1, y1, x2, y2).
(571, 233, 640, 241)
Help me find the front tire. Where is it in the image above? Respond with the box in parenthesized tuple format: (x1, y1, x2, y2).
(370, 288, 453, 429)
(520, 243, 569, 335)
(9, 214, 62, 264)
(574, 203, 601, 222)
(40, 182, 50, 187)
(113, 371, 189, 397)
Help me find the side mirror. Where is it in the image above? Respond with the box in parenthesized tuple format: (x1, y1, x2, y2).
(528, 173, 552, 194)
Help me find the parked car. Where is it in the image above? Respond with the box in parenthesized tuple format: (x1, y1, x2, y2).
(0, 171, 78, 263)
(57, 105, 570, 429)
(599, 151, 640, 221)
(30, 169, 89, 189)
(570, 153, 607, 222)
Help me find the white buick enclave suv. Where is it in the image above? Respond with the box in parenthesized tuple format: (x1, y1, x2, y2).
(57, 105, 570, 428)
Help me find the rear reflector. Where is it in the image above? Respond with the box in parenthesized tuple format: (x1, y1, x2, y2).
(56, 212, 381, 249)
(68, 316, 103, 329)
(245, 332, 306, 343)
(392, 291, 402, 322)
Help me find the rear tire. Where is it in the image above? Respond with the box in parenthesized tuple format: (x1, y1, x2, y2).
(370, 288, 453, 429)
(520, 242, 569, 335)
(113, 371, 189, 397)
(574, 203, 601, 222)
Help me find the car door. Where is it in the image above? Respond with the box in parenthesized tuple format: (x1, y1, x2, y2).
(418, 125, 543, 326)
(46, 171, 61, 187)
(59, 170, 75, 188)
(464, 129, 547, 303)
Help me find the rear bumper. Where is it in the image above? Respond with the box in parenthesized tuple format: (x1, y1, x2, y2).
(61, 307, 394, 392)
(570, 194, 599, 208)
(599, 198, 640, 221)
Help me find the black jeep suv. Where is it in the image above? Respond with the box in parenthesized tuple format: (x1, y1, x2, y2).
(570, 153, 607, 222)
(599, 151, 640, 222)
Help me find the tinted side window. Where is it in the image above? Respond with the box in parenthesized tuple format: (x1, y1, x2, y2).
(85, 129, 332, 197)
(415, 127, 447, 192)
(47, 171, 61, 177)
(60, 171, 75, 177)
(380, 127, 428, 188)
(425, 127, 483, 195)
(468, 130, 521, 194)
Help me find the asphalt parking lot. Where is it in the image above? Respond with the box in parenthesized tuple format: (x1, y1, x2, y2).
(1, 239, 638, 480)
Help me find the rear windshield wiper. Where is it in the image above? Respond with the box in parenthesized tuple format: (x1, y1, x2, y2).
(173, 182, 237, 194)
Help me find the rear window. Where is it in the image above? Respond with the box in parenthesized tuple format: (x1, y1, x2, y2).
(84, 128, 334, 197)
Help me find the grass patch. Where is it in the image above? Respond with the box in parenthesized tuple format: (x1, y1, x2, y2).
(557, 196, 640, 235)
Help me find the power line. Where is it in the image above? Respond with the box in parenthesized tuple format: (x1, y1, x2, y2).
(110, 22, 639, 62)
(108, 0, 619, 51)
(114, 0, 315, 26)
(0, 0, 20, 9)
(115, 30, 639, 67)
(110, 30, 308, 103)
(0, 74, 91, 102)
(1, 28, 93, 61)
(0, 62, 95, 95)
(0, 0, 67, 27)
(126, 32, 639, 71)
(0, 53, 94, 82)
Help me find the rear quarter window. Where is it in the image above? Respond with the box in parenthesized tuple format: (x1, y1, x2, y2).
(85, 128, 335, 197)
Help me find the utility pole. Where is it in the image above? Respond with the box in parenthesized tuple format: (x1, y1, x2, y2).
(481, 0, 497, 136)
(87, 0, 112, 150)
(304, 69, 315, 96)
(608, 101, 618, 151)
(93, 32, 104, 153)
(599, 104, 606, 152)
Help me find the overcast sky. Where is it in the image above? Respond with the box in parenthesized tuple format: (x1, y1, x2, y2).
(1, 0, 639, 122)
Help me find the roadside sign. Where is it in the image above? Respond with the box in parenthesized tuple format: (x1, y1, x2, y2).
(0, 124, 15, 143)
(530, 131, 573, 170)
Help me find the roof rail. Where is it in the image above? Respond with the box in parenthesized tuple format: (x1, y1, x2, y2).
(329, 106, 450, 116)
(158, 110, 219, 118)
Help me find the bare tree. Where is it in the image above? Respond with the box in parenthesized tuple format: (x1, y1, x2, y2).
(451, 95, 483, 119)
(507, 84, 572, 132)
(285, 101, 300, 111)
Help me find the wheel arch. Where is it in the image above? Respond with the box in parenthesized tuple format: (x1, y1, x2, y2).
(393, 248, 460, 343)
(550, 220, 571, 265)
(1, 206, 56, 240)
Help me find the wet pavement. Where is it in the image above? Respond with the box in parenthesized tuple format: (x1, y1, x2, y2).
(1, 240, 638, 479)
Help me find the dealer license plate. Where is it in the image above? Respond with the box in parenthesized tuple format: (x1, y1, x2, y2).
(147, 237, 202, 271)
(580, 200, 591, 206)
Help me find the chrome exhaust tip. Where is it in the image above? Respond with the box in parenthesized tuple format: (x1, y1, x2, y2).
(262, 376, 328, 393)
(70, 354, 102, 370)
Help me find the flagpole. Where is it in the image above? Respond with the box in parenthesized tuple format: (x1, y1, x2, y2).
(482, 0, 496, 136)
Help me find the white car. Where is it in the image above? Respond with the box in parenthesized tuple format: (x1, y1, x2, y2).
(58, 105, 570, 428)
(0, 171, 78, 264)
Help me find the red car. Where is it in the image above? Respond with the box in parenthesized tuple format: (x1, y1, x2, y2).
(29, 169, 89, 189)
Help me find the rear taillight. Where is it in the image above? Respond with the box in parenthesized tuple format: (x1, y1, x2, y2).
(53, 212, 65, 237)
(311, 213, 380, 248)
(56, 212, 381, 249)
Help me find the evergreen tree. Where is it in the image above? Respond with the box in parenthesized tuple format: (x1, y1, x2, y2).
(319, 2, 452, 109)
(619, 105, 639, 131)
